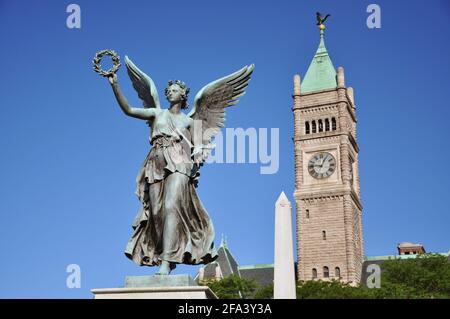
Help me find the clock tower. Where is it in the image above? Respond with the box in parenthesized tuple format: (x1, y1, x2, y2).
(292, 23, 364, 284)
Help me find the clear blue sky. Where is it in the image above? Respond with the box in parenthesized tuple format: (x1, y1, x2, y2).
(0, 0, 449, 298)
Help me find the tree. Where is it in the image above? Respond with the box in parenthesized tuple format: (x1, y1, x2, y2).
(294, 253, 450, 299)
(373, 253, 450, 298)
(253, 284, 273, 299)
(202, 254, 450, 299)
(296, 280, 375, 299)
(203, 275, 257, 299)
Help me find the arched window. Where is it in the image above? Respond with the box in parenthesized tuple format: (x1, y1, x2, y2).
(325, 119, 330, 131)
(312, 120, 317, 133)
(318, 119, 323, 132)
(312, 268, 317, 279)
(335, 267, 341, 278)
(306, 209, 310, 219)
(322, 230, 327, 240)
(332, 117, 337, 131)
(305, 121, 310, 135)
(323, 266, 329, 278)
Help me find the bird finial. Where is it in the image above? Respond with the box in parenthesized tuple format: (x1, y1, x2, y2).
(316, 12, 331, 31)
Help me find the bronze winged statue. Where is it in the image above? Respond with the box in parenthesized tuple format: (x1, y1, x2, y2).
(106, 56, 254, 275)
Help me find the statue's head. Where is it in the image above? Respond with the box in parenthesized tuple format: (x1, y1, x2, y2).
(165, 80, 190, 109)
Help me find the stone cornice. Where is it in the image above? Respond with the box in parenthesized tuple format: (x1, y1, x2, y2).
(293, 188, 363, 210)
(292, 102, 338, 112)
(299, 87, 337, 97)
(292, 88, 357, 123)
(294, 133, 360, 153)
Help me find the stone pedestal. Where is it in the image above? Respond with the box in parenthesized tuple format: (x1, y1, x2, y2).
(91, 274, 217, 299)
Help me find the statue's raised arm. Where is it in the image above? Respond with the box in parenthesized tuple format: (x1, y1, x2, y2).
(109, 55, 161, 121)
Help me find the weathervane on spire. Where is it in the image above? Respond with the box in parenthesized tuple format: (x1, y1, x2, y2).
(316, 12, 331, 31)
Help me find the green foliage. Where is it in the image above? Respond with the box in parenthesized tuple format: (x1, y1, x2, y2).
(296, 280, 374, 299)
(295, 254, 450, 299)
(253, 284, 273, 299)
(295, 253, 450, 299)
(374, 253, 450, 298)
(203, 254, 450, 299)
(249, 280, 374, 299)
(203, 275, 257, 299)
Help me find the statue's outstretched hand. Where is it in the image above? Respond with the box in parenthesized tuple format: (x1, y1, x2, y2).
(192, 144, 215, 165)
(192, 146, 203, 166)
(108, 73, 117, 85)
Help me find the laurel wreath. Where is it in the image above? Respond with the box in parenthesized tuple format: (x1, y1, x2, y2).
(92, 49, 121, 77)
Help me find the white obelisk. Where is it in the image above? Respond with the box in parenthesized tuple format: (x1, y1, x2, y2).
(274, 191, 296, 299)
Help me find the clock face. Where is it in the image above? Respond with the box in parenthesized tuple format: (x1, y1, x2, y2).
(308, 152, 336, 179)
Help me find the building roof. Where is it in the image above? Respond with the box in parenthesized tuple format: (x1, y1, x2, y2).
(202, 235, 240, 279)
(301, 29, 337, 93)
(364, 251, 450, 261)
(398, 242, 423, 248)
(239, 265, 274, 287)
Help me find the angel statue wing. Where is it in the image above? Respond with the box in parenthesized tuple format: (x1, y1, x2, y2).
(124, 55, 161, 109)
(188, 64, 255, 163)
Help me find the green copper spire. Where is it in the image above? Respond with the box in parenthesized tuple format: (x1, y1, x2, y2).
(301, 27, 337, 93)
(220, 233, 228, 249)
